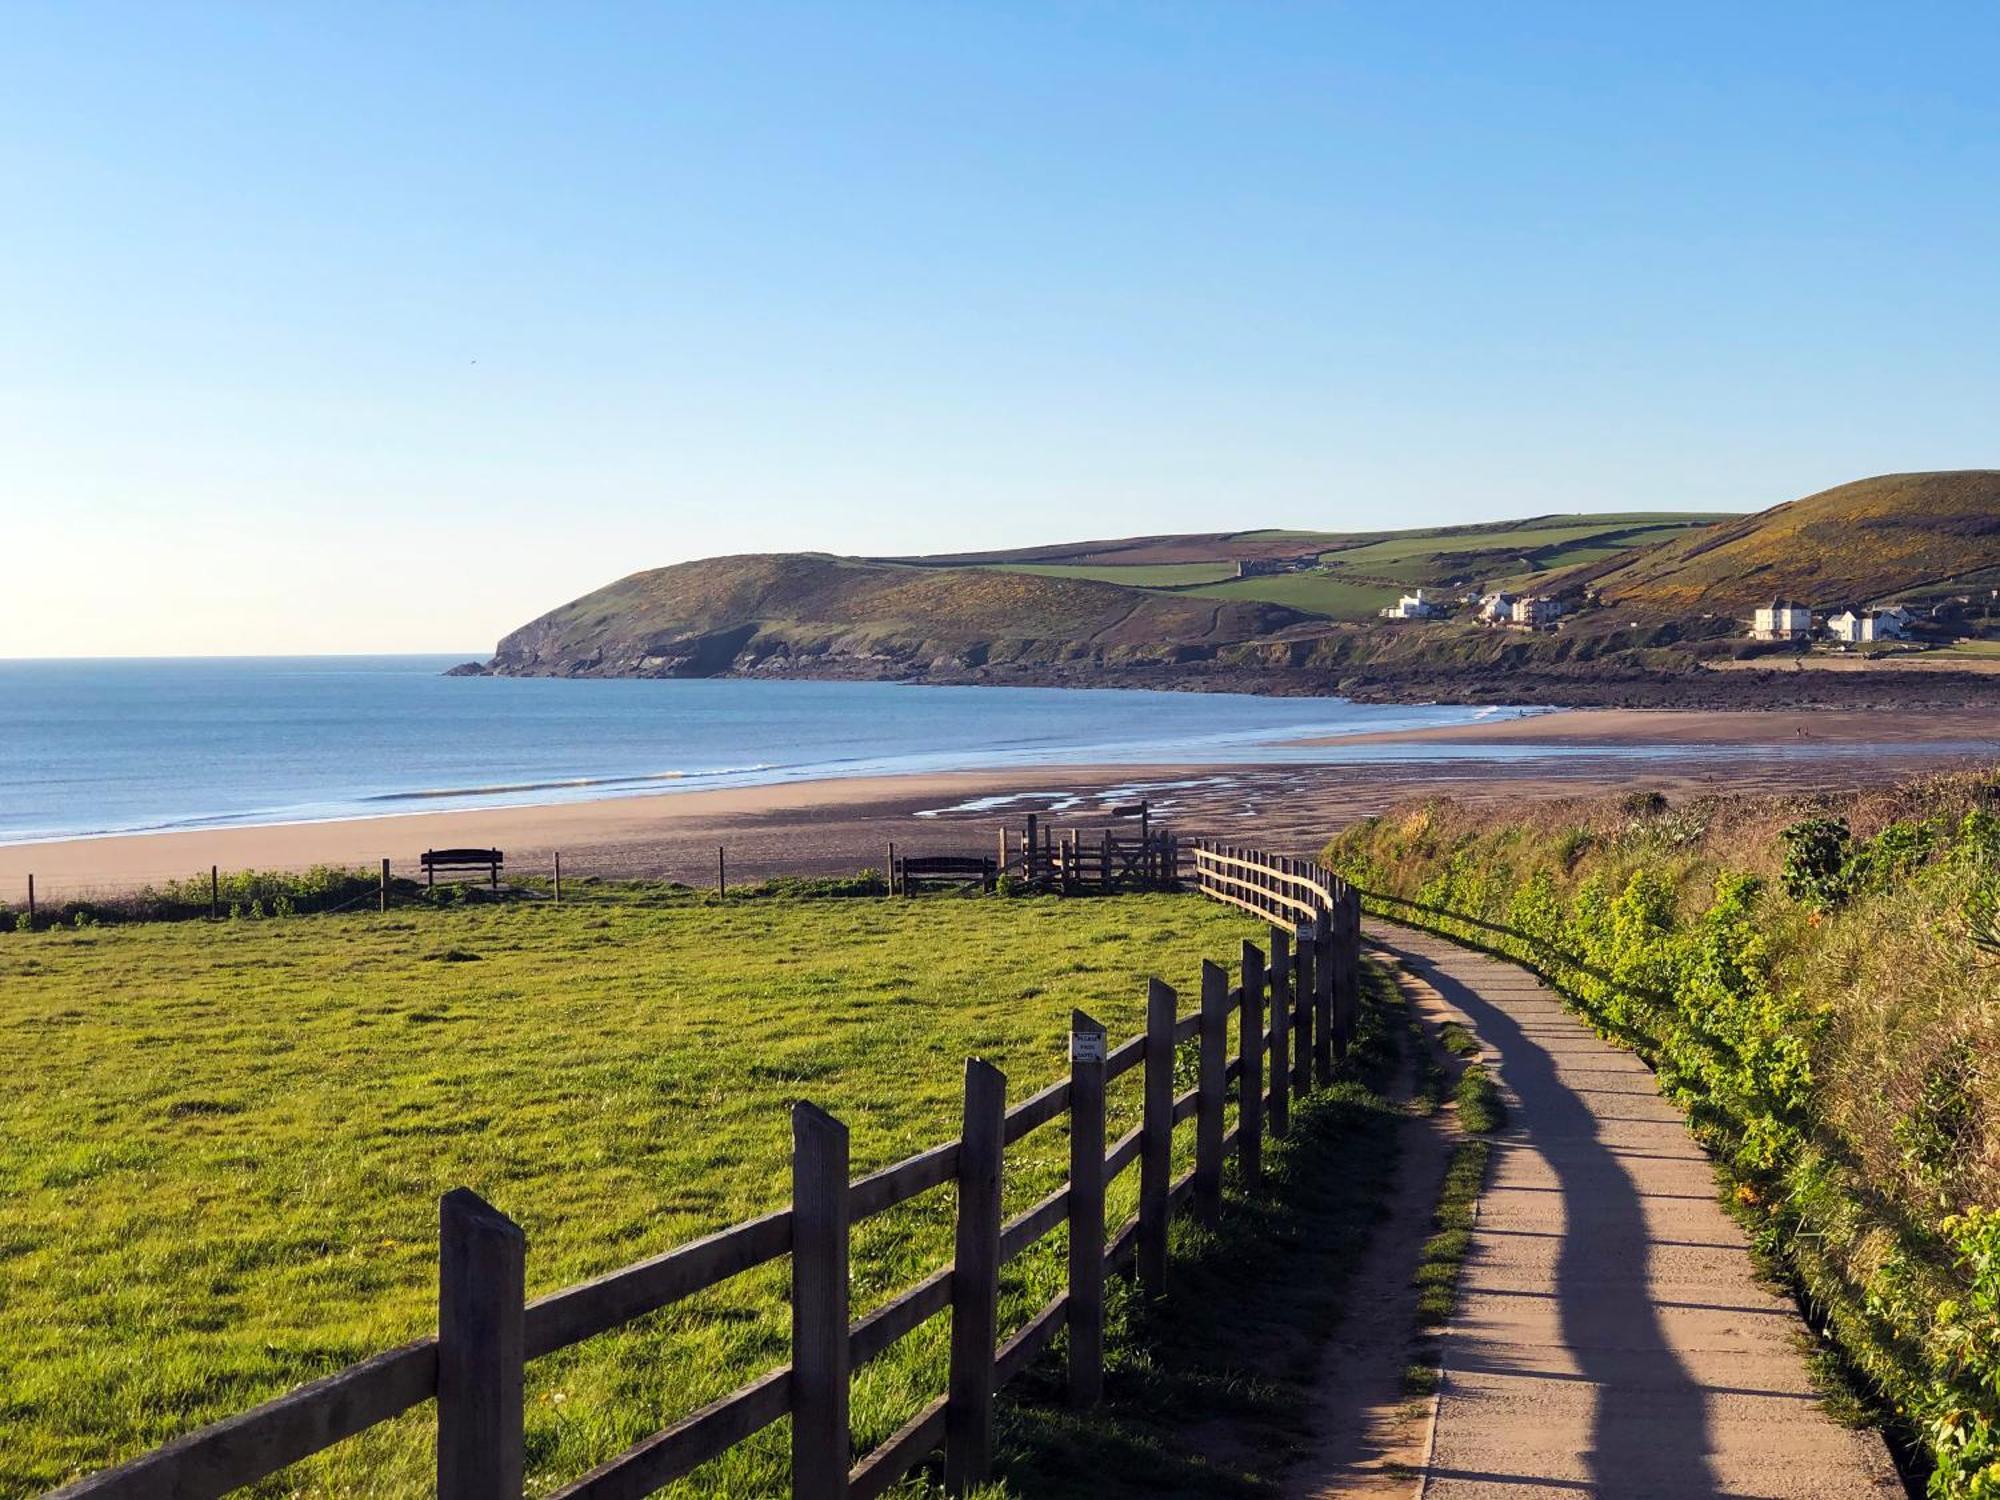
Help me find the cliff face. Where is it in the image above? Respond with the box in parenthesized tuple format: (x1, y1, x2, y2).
(485, 553, 1315, 680)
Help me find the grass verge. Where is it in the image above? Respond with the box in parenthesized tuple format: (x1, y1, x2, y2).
(1414, 1142, 1491, 1329)
(1453, 1064, 1506, 1135)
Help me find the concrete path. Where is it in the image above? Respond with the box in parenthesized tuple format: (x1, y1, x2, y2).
(1371, 924, 1901, 1500)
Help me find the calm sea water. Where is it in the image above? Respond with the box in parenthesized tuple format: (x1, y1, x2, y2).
(0, 656, 1547, 844)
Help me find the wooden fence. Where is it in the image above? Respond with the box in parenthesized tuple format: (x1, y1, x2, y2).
(51, 846, 1356, 1500)
(998, 809, 1181, 895)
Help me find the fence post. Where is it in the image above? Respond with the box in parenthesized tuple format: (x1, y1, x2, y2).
(886, 842, 896, 896)
(1068, 1011, 1107, 1407)
(1331, 886, 1354, 1052)
(1292, 922, 1314, 1096)
(717, 846, 727, 898)
(1024, 814, 1039, 884)
(1346, 885, 1363, 1031)
(1139, 977, 1176, 1295)
(1239, 941, 1264, 1187)
(946, 1058, 1005, 1491)
(27, 873, 35, 930)
(791, 1102, 850, 1500)
(552, 853, 561, 905)
(1195, 960, 1228, 1224)
(211, 865, 220, 921)
(437, 1189, 525, 1500)
(1268, 927, 1290, 1138)
(379, 858, 390, 914)
(1314, 907, 1335, 1082)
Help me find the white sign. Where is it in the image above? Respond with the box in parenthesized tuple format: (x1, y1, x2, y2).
(1070, 1031, 1106, 1063)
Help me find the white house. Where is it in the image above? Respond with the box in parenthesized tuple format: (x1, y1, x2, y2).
(1380, 589, 1439, 621)
(1825, 608, 1908, 644)
(1478, 592, 1516, 624)
(1510, 595, 1562, 629)
(1750, 598, 1812, 642)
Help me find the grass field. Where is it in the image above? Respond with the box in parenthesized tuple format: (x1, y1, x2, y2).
(1178, 574, 1401, 620)
(0, 891, 1265, 1497)
(992, 562, 1242, 588)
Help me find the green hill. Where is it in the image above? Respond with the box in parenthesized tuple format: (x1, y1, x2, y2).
(487, 553, 1313, 678)
(471, 477, 1997, 702)
(1581, 471, 2000, 612)
(895, 513, 1731, 620)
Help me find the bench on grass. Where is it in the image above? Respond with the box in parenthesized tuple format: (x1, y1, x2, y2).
(894, 854, 997, 896)
(420, 848, 503, 889)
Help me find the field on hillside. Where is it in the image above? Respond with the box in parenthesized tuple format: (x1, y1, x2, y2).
(1179, 573, 1403, 619)
(0, 892, 1260, 1497)
(972, 514, 1727, 620)
(995, 561, 1240, 587)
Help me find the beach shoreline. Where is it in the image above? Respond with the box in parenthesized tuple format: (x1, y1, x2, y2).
(5, 707, 1996, 900)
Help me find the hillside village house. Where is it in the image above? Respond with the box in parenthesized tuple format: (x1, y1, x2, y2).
(1750, 598, 1812, 641)
(1478, 592, 1516, 623)
(1380, 588, 1440, 620)
(1510, 595, 1563, 629)
(1825, 607, 1909, 644)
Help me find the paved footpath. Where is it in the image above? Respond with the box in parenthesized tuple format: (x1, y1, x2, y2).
(1371, 923, 1902, 1500)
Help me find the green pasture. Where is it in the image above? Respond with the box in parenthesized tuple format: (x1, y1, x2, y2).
(1180, 573, 1401, 620)
(0, 892, 1264, 1497)
(991, 561, 1241, 588)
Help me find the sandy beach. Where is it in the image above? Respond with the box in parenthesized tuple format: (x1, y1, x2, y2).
(1304, 705, 2000, 747)
(6, 707, 1996, 902)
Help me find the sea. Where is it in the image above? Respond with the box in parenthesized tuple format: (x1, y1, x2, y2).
(0, 655, 1557, 845)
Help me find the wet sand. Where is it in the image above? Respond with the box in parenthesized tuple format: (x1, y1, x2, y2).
(5, 708, 1996, 901)
(1304, 705, 2000, 747)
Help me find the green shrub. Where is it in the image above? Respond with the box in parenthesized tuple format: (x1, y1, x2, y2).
(1780, 816, 1854, 909)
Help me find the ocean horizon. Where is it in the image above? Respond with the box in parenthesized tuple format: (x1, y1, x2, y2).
(0, 655, 1554, 846)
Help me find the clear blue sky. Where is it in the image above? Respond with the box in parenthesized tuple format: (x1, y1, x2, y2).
(4, 2, 1996, 655)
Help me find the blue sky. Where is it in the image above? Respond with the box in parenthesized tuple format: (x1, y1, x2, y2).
(4, 2, 1996, 654)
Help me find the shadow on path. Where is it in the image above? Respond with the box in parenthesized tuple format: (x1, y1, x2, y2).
(1382, 937, 1721, 1497)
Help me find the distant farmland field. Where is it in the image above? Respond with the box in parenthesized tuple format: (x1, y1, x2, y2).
(993, 561, 1242, 587)
(1179, 573, 1402, 619)
(1, 892, 1257, 1496)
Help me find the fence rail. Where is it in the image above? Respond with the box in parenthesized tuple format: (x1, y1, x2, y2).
(50, 845, 1358, 1500)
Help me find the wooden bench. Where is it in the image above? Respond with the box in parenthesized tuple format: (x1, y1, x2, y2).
(420, 848, 503, 889)
(895, 855, 996, 896)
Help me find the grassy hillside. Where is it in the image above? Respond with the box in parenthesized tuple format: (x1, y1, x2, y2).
(469, 477, 1993, 699)
(910, 513, 1730, 621)
(0, 890, 1263, 1496)
(488, 553, 1311, 677)
(1584, 471, 2000, 612)
(1325, 768, 2000, 1493)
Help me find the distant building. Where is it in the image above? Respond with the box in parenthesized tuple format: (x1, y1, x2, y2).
(1510, 595, 1563, 629)
(1478, 592, 1516, 624)
(1825, 608, 1908, 644)
(1380, 588, 1440, 621)
(1750, 598, 1812, 642)
(1235, 555, 1318, 578)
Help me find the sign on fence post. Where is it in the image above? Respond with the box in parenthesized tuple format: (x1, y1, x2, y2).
(946, 1059, 1006, 1491)
(1239, 942, 1265, 1186)
(1067, 1012, 1107, 1408)
(1139, 978, 1177, 1295)
(1195, 960, 1228, 1224)
(1292, 923, 1315, 1096)
(437, 1189, 526, 1500)
(791, 1102, 850, 1500)
(1268, 927, 1290, 1139)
